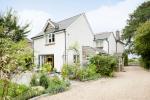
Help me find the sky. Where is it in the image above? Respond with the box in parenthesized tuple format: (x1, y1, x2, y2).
(0, 0, 145, 38)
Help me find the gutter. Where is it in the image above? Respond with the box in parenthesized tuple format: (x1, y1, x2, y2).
(31, 29, 67, 40)
(63, 29, 67, 64)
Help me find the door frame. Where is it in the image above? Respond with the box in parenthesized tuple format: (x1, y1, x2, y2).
(38, 54, 54, 69)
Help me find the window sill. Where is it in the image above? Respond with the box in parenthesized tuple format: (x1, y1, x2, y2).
(45, 43, 55, 46)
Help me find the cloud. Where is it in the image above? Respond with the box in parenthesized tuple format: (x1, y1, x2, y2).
(18, 10, 52, 38)
(17, 0, 145, 38)
(86, 0, 145, 34)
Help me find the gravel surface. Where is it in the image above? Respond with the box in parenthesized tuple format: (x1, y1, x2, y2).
(38, 66, 150, 100)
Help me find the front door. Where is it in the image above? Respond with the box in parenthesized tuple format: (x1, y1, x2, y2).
(45, 55, 54, 69)
(39, 54, 54, 69)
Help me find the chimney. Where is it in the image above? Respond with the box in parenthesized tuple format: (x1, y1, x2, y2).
(47, 18, 51, 22)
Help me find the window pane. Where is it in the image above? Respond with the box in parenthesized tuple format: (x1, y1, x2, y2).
(73, 55, 76, 63)
(52, 34, 55, 38)
(49, 39, 51, 42)
(52, 38, 55, 42)
(52, 34, 55, 42)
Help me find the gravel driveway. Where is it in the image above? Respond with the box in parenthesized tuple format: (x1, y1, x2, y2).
(38, 66, 150, 100)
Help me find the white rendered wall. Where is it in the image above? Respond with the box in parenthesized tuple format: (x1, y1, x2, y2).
(66, 14, 94, 65)
(117, 42, 124, 53)
(103, 40, 108, 54)
(33, 31, 65, 72)
(108, 33, 116, 55)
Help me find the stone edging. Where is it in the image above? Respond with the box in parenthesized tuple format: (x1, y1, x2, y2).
(29, 93, 50, 100)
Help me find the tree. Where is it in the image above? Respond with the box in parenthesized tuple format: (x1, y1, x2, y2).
(134, 21, 150, 69)
(122, 52, 128, 66)
(0, 38, 33, 99)
(0, 9, 30, 42)
(0, 9, 31, 99)
(123, 1, 150, 52)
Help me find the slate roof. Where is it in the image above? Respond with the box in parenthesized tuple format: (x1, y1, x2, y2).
(94, 32, 112, 40)
(32, 13, 83, 39)
(57, 14, 82, 30)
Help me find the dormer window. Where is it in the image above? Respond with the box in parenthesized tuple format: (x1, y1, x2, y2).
(48, 33, 55, 43)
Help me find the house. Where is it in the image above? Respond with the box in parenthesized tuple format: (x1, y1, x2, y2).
(31, 13, 125, 72)
(94, 31, 125, 71)
(31, 13, 94, 72)
(94, 31, 124, 55)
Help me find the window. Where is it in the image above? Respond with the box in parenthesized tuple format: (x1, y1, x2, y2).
(96, 40, 103, 47)
(73, 55, 80, 63)
(48, 33, 55, 44)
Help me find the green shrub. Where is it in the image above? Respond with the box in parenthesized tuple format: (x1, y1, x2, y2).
(46, 76, 69, 94)
(0, 80, 4, 96)
(30, 74, 40, 86)
(77, 64, 100, 81)
(1, 74, 70, 99)
(39, 74, 49, 89)
(8, 84, 29, 98)
(61, 64, 100, 81)
(41, 63, 52, 73)
(64, 79, 71, 87)
(61, 64, 79, 79)
(61, 64, 69, 79)
(13, 88, 44, 100)
(0, 80, 29, 98)
(139, 57, 150, 69)
(90, 55, 117, 76)
(123, 52, 128, 66)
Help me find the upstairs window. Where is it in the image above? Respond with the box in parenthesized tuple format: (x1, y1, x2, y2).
(48, 33, 55, 44)
(96, 40, 103, 47)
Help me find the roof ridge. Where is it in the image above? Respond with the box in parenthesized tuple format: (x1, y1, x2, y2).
(57, 13, 84, 23)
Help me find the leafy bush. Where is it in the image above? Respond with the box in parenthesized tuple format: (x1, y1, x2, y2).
(30, 73, 49, 89)
(30, 73, 45, 85)
(39, 74, 49, 89)
(41, 63, 52, 73)
(61, 64, 69, 79)
(8, 84, 29, 98)
(30, 73, 70, 98)
(61, 64, 79, 79)
(139, 57, 150, 69)
(13, 88, 44, 100)
(61, 54, 116, 81)
(123, 52, 128, 66)
(30, 74, 40, 86)
(45, 76, 70, 94)
(76, 64, 100, 81)
(0, 80, 29, 98)
(61, 64, 100, 81)
(90, 55, 117, 76)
